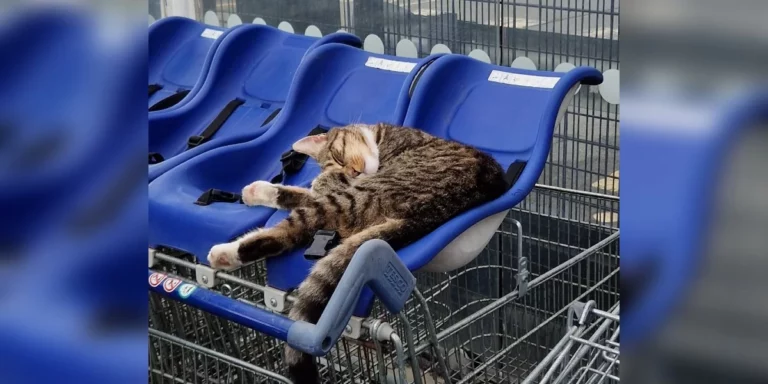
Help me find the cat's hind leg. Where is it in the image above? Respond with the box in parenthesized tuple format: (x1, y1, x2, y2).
(207, 207, 324, 270)
(242, 181, 315, 209)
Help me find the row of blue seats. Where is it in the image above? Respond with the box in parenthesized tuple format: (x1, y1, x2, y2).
(148, 16, 603, 326)
(149, 17, 360, 180)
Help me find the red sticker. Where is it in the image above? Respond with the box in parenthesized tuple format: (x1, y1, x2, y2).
(163, 278, 182, 293)
(149, 273, 167, 288)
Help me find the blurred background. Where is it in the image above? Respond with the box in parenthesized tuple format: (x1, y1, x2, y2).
(622, 0, 768, 383)
(0, 1, 147, 383)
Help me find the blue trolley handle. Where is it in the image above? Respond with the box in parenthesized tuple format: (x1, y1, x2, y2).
(148, 239, 416, 356)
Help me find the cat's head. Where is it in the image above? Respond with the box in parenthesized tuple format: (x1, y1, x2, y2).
(292, 124, 380, 177)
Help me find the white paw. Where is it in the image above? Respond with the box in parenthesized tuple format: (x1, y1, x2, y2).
(242, 180, 278, 207)
(207, 242, 242, 271)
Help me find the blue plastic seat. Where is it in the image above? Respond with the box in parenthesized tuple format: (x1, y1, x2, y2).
(148, 24, 360, 181)
(262, 54, 603, 316)
(149, 43, 439, 261)
(148, 17, 227, 111)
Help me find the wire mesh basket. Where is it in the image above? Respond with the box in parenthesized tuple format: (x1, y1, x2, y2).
(520, 301, 620, 384)
(149, 187, 619, 384)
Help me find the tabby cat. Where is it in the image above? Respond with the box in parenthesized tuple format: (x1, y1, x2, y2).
(207, 123, 507, 383)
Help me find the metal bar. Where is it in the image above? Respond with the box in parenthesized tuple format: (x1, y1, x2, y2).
(397, 312, 424, 384)
(414, 288, 453, 384)
(152, 250, 299, 302)
(391, 333, 409, 384)
(372, 327, 388, 384)
(593, 308, 620, 322)
(553, 305, 620, 384)
(540, 332, 580, 384)
(602, 327, 621, 364)
(510, 218, 528, 296)
(153, 252, 197, 269)
(148, 328, 293, 383)
(521, 326, 580, 384)
(534, 184, 620, 201)
(456, 267, 619, 384)
(569, 335, 620, 357)
(586, 366, 620, 382)
(415, 231, 619, 354)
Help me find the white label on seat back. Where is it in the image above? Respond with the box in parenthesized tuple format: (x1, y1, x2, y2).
(201, 28, 224, 39)
(488, 70, 559, 88)
(365, 57, 417, 73)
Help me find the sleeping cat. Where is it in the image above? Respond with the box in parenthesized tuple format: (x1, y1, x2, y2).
(207, 123, 507, 383)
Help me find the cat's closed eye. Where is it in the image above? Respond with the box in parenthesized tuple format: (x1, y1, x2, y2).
(330, 151, 344, 166)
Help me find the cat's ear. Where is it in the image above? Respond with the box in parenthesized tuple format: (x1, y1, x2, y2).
(292, 134, 327, 158)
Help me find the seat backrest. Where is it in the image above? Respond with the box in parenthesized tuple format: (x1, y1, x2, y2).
(198, 24, 316, 103)
(406, 56, 600, 174)
(148, 17, 225, 92)
(270, 44, 435, 130)
(398, 54, 602, 272)
(188, 24, 361, 106)
(148, 25, 361, 161)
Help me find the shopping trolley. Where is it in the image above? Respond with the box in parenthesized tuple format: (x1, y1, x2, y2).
(149, 186, 619, 383)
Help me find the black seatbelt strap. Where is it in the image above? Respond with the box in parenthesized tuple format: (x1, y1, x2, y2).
(148, 84, 163, 97)
(261, 108, 281, 127)
(504, 161, 527, 188)
(270, 126, 329, 184)
(149, 152, 164, 164)
(194, 188, 243, 206)
(187, 98, 245, 149)
(148, 89, 191, 112)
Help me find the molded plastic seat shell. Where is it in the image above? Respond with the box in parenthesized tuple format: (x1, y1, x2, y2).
(148, 17, 227, 111)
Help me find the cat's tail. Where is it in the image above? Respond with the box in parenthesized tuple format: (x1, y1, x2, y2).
(283, 259, 344, 384)
(284, 347, 319, 384)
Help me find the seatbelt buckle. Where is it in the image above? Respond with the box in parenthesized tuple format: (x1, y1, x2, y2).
(279, 149, 294, 162)
(280, 150, 302, 172)
(195, 188, 243, 206)
(304, 230, 341, 260)
(187, 135, 206, 148)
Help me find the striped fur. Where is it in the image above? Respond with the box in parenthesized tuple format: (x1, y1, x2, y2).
(207, 123, 507, 383)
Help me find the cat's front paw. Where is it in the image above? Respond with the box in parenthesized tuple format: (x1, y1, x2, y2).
(242, 180, 278, 207)
(207, 242, 243, 271)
